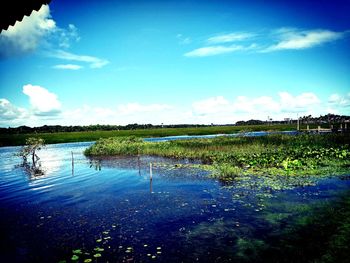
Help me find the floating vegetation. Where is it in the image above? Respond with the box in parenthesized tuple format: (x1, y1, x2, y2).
(61, 225, 120, 262)
(72, 249, 82, 254)
(94, 247, 104, 252)
(71, 255, 79, 261)
(125, 246, 133, 253)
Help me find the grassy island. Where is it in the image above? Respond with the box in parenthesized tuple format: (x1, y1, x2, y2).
(84, 133, 350, 181)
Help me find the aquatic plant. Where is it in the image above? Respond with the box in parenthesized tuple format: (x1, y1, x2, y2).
(18, 137, 45, 165)
(258, 191, 350, 263)
(85, 133, 350, 180)
(16, 137, 46, 176)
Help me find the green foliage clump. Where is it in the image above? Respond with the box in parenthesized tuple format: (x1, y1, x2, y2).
(18, 137, 45, 164)
(84, 136, 144, 156)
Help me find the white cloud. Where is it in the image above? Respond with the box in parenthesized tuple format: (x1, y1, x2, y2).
(329, 94, 341, 104)
(53, 64, 82, 70)
(192, 96, 230, 115)
(22, 84, 61, 115)
(0, 99, 27, 121)
(0, 5, 55, 57)
(2, 88, 349, 127)
(185, 28, 348, 57)
(328, 93, 350, 107)
(207, 32, 254, 44)
(176, 34, 191, 44)
(184, 45, 244, 57)
(190, 95, 280, 124)
(118, 103, 173, 115)
(49, 50, 109, 68)
(264, 28, 345, 52)
(0, 4, 82, 60)
(58, 103, 176, 126)
(279, 92, 320, 112)
(189, 92, 323, 123)
(233, 95, 280, 114)
(57, 24, 80, 49)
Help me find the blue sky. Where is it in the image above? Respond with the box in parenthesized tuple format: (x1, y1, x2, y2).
(0, 0, 349, 127)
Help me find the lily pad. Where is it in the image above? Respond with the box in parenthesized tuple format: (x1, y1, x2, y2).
(96, 239, 102, 242)
(93, 253, 102, 258)
(84, 259, 92, 263)
(72, 249, 82, 254)
(71, 255, 79, 261)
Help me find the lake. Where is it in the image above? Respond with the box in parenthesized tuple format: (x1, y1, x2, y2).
(0, 141, 349, 263)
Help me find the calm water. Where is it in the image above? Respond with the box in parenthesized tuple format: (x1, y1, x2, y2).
(144, 130, 299, 142)
(0, 142, 349, 263)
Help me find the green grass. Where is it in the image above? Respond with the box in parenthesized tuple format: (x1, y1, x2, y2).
(84, 133, 350, 180)
(0, 124, 299, 146)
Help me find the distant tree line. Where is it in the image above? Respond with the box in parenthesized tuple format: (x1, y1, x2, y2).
(0, 123, 213, 134)
(235, 114, 350, 126)
(298, 114, 350, 124)
(235, 120, 265, 126)
(1, 114, 349, 134)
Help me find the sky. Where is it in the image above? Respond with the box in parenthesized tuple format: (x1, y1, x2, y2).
(0, 0, 349, 127)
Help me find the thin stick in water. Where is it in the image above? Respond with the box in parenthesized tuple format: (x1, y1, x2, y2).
(71, 151, 74, 176)
(150, 162, 153, 180)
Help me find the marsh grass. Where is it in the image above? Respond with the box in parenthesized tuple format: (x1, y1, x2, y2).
(85, 133, 350, 180)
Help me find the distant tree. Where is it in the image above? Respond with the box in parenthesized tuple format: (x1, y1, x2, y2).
(235, 120, 264, 126)
(19, 137, 45, 165)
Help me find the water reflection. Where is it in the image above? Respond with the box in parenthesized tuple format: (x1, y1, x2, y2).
(1, 142, 349, 263)
(15, 160, 45, 177)
(89, 159, 101, 171)
(15, 147, 68, 179)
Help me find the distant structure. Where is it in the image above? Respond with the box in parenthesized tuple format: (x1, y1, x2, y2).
(284, 118, 291, 124)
